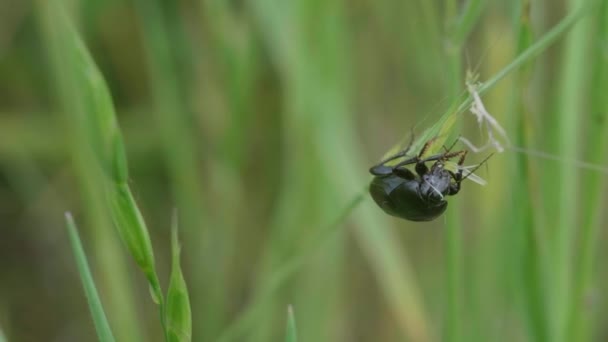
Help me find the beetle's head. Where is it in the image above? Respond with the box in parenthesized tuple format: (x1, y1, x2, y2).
(420, 162, 451, 202)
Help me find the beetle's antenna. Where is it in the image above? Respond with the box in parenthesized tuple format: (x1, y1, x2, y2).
(460, 153, 494, 182)
(442, 136, 461, 154)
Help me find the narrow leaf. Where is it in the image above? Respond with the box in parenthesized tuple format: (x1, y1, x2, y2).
(285, 305, 297, 342)
(65, 212, 116, 342)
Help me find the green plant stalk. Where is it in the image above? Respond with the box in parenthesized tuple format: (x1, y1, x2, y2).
(443, 30, 463, 342)
(65, 213, 116, 342)
(441, 0, 485, 339)
(568, 1, 608, 339)
(507, 2, 549, 340)
(444, 210, 463, 342)
(552, 0, 594, 340)
(285, 306, 298, 342)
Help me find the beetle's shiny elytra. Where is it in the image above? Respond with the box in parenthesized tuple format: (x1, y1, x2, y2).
(368, 138, 469, 222)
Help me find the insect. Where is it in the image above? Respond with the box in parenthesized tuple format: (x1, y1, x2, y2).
(369, 137, 491, 222)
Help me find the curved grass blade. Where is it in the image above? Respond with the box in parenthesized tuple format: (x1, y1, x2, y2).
(65, 213, 116, 342)
(41, 5, 167, 338)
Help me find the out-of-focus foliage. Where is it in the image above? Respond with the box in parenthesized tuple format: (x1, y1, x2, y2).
(1, 0, 607, 341)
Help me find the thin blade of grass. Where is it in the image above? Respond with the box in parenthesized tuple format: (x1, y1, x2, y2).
(65, 212, 116, 342)
(442, 1, 488, 340)
(568, 0, 608, 339)
(505, 1, 550, 341)
(285, 305, 297, 342)
(551, 1, 595, 340)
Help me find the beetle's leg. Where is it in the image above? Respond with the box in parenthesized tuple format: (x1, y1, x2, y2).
(374, 136, 433, 175)
(447, 152, 493, 195)
(392, 139, 444, 177)
(393, 166, 416, 180)
(416, 138, 435, 159)
(415, 160, 428, 176)
(369, 152, 410, 175)
(455, 149, 468, 176)
(447, 182, 461, 195)
(441, 149, 467, 163)
(443, 150, 467, 196)
(369, 165, 393, 176)
(392, 155, 435, 177)
(370, 155, 416, 175)
(369, 134, 416, 176)
(413, 139, 443, 176)
(446, 150, 467, 182)
(385, 137, 443, 175)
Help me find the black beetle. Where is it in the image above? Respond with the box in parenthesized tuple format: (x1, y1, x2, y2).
(369, 138, 489, 222)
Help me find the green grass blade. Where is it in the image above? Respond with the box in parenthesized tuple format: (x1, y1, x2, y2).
(551, 1, 595, 341)
(285, 305, 297, 342)
(65, 212, 116, 342)
(0, 324, 6, 342)
(506, 2, 550, 341)
(36, 1, 146, 340)
(63, 7, 162, 309)
(37, 3, 166, 338)
(568, 0, 608, 339)
(166, 213, 192, 342)
(443, 1, 487, 340)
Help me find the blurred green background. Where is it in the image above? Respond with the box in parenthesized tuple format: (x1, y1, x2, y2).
(1, 0, 608, 341)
